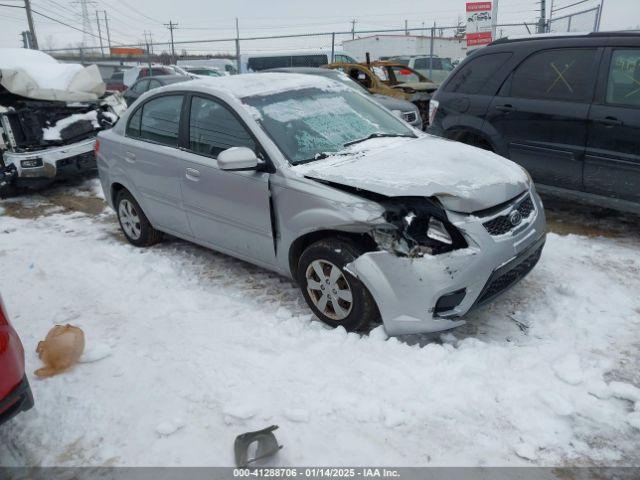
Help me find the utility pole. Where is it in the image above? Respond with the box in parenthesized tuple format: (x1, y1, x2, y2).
(351, 19, 356, 40)
(165, 20, 178, 64)
(24, 0, 39, 49)
(101, 10, 112, 53)
(143, 32, 152, 70)
(405, 19, 408, 36)
(235, 17, 241, 74)
(492, 0, 499, 41)
(95, 11, 104, 56)
(538, 0, 547, 33)
(595, 0, 605, 31)
(429, 22, 435, 79)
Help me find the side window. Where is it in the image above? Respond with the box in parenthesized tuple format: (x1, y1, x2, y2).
(444, 52, 512, 94)
(148, 79, 162, 90)
(131, 80, 148, 94)
(126, 108, 142, 138)
(137, 95, 183, 146)
(606, 49, 640, 108)
(414, 58, 428, 69)
(188, 96, 256, 158)
(510, 48, 597, 102)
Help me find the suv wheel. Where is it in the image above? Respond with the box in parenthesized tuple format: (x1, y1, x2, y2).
(115, 190, 162, 247)
(298, 238, 379, 332)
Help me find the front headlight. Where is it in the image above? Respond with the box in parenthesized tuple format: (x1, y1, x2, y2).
(427, 217, 452, 245)
(521, 166, 533, 187)
(373, 199, 466, 257)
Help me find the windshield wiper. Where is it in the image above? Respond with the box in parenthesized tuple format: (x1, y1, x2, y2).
(343, 132, 415, 147)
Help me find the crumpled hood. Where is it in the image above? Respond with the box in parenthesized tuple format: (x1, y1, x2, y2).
(293, 135, 529, 213)
(0, 48, 106, 101)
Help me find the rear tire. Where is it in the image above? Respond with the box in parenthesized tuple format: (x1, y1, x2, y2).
(115, 190, 162, 247)
(298, 238, 379, 332)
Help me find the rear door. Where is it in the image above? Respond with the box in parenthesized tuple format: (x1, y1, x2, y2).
(177, 94, 276, 266)
(120, 93, 192, 236)
(585, 47, 640, 203)
(486, 47, 601, 189)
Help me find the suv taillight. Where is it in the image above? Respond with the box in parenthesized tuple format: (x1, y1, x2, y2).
(94, 139, 100, 155)
(428, 99, 439, 126)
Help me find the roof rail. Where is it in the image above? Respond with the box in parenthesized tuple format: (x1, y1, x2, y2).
(488, 30, 640, 46)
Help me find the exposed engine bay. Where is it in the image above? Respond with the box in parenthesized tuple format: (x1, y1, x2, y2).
(0, 89, 126, 196)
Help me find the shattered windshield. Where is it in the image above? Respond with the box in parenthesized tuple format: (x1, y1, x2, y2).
(243, 87, 414, 165)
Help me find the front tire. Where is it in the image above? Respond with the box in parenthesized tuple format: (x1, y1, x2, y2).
(298, 238, 379, 332)
(115, 190, 162, 247)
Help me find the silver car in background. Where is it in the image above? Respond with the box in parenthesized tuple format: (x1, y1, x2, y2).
(96, 73, 546, 336)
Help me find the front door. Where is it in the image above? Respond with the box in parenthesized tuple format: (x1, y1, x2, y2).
(585, 47, 640, 203)
(178, 95, 275, 266)
(485, 47, 600, 190)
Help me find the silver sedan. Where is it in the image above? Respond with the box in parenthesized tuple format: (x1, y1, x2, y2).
(96, 73, 546, 335)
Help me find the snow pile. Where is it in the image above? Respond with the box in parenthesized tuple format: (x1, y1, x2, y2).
(0, 191, 639, 466)
(42, 111, 100, 141)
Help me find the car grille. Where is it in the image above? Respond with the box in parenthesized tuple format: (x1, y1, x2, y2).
(402, 111, 417, 123)
(483, 195, 535, 236)
(476, 241, 544, 305)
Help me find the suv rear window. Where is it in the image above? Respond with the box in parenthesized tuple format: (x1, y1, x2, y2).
(510, 48, 597, 102)
(606, 49, 640, 108)
(444, 52, 512, 94)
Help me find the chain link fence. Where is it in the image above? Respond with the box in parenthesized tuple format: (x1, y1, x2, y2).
(549, 6, 601, 33)
(39, 14, 602, 80)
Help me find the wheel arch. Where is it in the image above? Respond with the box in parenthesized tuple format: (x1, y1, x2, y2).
(443, 126, 496, 151)
(288, 230, 377, 283)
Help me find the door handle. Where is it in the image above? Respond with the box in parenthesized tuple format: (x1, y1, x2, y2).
(597, 116, 623, 127)
(185, 168, 200, 181)
(123, 151, 136, 163)
(496, 104, 516, 113)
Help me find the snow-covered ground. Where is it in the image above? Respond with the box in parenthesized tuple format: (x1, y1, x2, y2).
(1, 177, 639, 467)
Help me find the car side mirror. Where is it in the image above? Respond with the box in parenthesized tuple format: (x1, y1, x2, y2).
(218, 147, 259, 171)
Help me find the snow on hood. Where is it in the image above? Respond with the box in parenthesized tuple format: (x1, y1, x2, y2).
(293, 135, 529, 213)
(0, 48, 106, 101)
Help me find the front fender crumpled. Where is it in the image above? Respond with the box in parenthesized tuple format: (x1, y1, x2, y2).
(345, 246, 486, 336)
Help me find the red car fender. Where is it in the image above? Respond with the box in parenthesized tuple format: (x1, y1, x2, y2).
(0, 295, 26, 413)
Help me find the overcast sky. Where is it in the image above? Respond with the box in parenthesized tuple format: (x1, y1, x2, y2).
(1, 0, 638, 53)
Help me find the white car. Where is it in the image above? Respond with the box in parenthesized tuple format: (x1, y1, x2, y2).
(0, 49, 126, 195)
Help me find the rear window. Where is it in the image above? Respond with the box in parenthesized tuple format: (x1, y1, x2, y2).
(444, 52, 512, 94)
(509, 48, 598, 102)
(127, 94, 183, 147)
(248, 55, 328, 71)
(606, 49, 640, 108)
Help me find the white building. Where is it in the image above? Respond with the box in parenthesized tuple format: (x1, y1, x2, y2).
(342, 34, 468, 62)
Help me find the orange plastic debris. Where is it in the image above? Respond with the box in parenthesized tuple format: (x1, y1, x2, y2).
(34, 324, 85, 378)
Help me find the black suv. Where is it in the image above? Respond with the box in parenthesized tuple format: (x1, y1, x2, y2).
(428, 32, 640, 213)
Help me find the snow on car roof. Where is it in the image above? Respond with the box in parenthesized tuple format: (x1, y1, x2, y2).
(182, 72, 349, 99)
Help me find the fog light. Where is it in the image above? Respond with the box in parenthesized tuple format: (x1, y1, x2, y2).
(427, 217, 452, 245)
(20, 158, 43, 168)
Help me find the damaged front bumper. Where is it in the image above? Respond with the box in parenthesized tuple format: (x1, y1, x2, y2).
(346, 188, 547, 336)
(2, 137, 96, 188)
